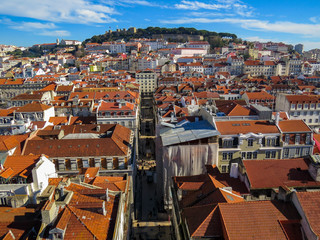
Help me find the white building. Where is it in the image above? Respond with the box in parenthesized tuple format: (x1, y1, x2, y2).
(135, 70, 158, 94)
(0, 155, 57, 207)
(275, 93, 320, 131)
(172, 48, 208, 58)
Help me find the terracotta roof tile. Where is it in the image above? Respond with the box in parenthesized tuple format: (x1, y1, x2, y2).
(296, 191, 320, 237)
(278, 120, 311, 132)
(16, 102, 53, 112)
(0, 155, 41, 180)
(216, 120, 279, 135)
(219, 201, 301, 240)
(0, 135, 19, 151)
(243, 158, 320, 189)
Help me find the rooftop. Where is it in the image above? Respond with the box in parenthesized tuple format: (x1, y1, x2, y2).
(160, 119, 219, 146)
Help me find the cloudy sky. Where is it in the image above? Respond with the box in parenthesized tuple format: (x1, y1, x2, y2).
(1, 0, 320, 50)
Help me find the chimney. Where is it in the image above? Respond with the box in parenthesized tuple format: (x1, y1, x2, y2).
(275, 112, 280, 125)
(308, 155, 320, 182)
(230, 163, 239, 178)
(106, 188, 110, 201)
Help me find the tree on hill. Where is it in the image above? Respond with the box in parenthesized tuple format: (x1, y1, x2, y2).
(83, 27, 238, 49)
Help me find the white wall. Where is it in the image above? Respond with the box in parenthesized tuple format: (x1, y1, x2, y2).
(32, 155, 57, 193)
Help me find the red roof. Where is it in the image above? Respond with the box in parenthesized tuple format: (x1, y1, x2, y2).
(243, 158, 320, 189)
(295, 191, 320, 237)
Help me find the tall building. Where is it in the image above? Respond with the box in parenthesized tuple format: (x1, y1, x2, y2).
(135, 70, 157, 95)
(295, 44, 304, 54)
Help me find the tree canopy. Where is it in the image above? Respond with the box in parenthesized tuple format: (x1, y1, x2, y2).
(83, 26, 239, 49)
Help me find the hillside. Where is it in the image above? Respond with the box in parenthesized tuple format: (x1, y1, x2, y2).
(83, 26, 239, 48)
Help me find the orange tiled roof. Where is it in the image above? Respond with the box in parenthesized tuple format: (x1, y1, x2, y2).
(83, 167, 100, 183)
(219, 201, 301, 240)
(244, 91, 275, 100)
(16, 102, 52, 112)
(296, 191, 320, 237)
(216, 120, 279, 135)
(0, 135, 19, 151)
(243, 158, 320, 189)
(278, 120, 311, 133)
(0, 155, 41, 180)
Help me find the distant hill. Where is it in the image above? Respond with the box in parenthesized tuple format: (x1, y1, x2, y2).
(83, 26, 239, 49)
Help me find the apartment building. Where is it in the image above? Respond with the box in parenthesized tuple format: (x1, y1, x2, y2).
(22, 124, 134, 174)
(135, 70, 157, 94)
(243, 60, 276, 77)
(216, 120, 281, 172)
(277, 120, 313, 158)
(275, 94, 320, 130)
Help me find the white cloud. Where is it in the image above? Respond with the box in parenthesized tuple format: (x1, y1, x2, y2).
(161, 17, 320, 37)
(174, 0, 230, 10)
(1, 18, 70, 37)
(10, 22, 57, 31)
(173, 0, 253, 17)
(310, 16, 320, 23)
(233, 3, 252, 17)
(102, 0, 167, 8)
(39, 30, 70, 37)
(243, 36, 275, 43)
(190, 11, 235, 17)
(297, 41, 320, 51)
(0, 0, 117, 24)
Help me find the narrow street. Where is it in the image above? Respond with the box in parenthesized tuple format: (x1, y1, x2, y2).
(132, 95, 174, 240)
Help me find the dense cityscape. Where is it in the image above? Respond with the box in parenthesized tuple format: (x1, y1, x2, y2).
(1, 24, 320, 239)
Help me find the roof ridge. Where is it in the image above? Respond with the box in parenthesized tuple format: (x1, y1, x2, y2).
(192, 205, 218, 237)
(67, 205, 97, 239)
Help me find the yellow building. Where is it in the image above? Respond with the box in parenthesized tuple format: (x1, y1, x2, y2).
(216, 120, 281, 172)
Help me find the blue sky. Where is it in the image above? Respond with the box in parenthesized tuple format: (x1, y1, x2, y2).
(1, 0, 320, 50)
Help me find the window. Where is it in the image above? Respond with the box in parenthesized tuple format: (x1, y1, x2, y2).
(296, 148, 300, 155)
(284, 148, 289, 158)
(228, 153, 233, 160)
(309, 119, 312, 123)
(83, 159, 89, 168)
(223, 139, 233, 148)
(266, 151, 271, 158)
(305, 148, 310, 155)
(253, 152, 258, 159)
(248, 139, 253, 147)
(304, 104, 309, 109)
(221, 165, 227, 173)
(247, 152, 252, 159)
(222, 153, 228, 160)
(271, 151, 276, 158)
(295, 134, 300, 144)
(242, 152, 246, 159)
(266, 138, 271, 146)
(298, 104, 302, 109)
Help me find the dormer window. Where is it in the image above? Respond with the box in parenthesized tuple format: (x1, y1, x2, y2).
(104, 94, 109, 98)
(83, 95, 88, 99)
(115, 94, 120, 98)
(285, 134, 290, 143)
(306, 134, 311, 144)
